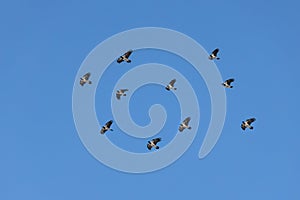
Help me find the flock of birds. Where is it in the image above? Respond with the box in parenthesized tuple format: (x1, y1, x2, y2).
(79, 48, 256, 151)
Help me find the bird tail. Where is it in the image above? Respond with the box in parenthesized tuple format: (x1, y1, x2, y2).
(216, 57, 220, 60)
(123, 94, 126, 96)
(230, 86, 233, 88)
(188, 127, 192, 130)
(156, 146, 159, 149)
(127, 60, 131, 63)
(165, 87, 170, 91)
(174, 88, 177, 90)
(249, 126, 253, 130)
(89, 81, 92, 84)
(110, 129, 113, 131)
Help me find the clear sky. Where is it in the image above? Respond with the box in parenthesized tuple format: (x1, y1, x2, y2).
(1, 0, 300, 199)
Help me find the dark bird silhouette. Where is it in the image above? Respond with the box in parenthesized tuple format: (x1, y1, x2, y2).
(209, 48, 220, 60)
(117, 50, 133, 63)
(222, 78, 235, 88)
(80, 72, 92, 86)
(179, 117, 192, 132)
(147, 138, 162, 150)
(165, 79, 177, 91)
(100, 120, 113, 134)
(241, 118, 256, 130)
(116, 89, 129, 100)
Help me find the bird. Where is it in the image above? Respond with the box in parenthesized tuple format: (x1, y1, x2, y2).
(116, 89, 129, 100)
(241, 118, 256, 130)
(179, 117, 191, 132)
(117, 50, 133, 63)
(100, 120, 113, 134)
(147, 138, 162, 150)
(80, 72, 92, 86)
(165, 79, 177, 91)
(208, 48, 220, 60)
(222, 78, 235, 88)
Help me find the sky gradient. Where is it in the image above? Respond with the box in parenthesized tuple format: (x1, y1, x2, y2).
(1, 0, 299, 199)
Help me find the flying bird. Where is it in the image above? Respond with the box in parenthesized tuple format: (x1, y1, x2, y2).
(165, 79, 177, 91)
(100, 120, 113, 134)
(147, 138, 162, 150)
(116, 89, 128, 100)
(241, 118, 256, 130)
(222, 78, 235, 88)
(179, 117, 192, 132)
(117, 50, 133, 63)
(80, 72, 92, 86)
(209, 48, 220, 60)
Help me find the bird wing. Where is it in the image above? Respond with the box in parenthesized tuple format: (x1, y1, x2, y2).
(241, 123, 246, 130)
(106, 120, 113, 128)
(80, 79, 85, 86)
(212, 48, 219, 56)
(124, 50, 133, 58)
(183, 117, 191, 126)
(152, 138, 161, 145)
(179, 124, 185, 132)
(226, 78, 234, 84)
(147, 143, 152, 150)
(116, 93, 121, 99)
(169, 79, 176, 86)
(100, 127, 106, 134)
(83, 72, 91, 80)
(247, 118, 256, 124)
(120, 89, 128, 93)
(117, 57, 123, 63)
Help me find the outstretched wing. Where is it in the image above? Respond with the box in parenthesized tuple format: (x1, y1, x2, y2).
(226, 78, 234, 84)
(147, 143, 152, 150)
(152, 138, 161, 145)
(83, 72, 91, 80)
(212, 48, 219, 56)
(106, 120, 113, 128)
(183, 117, 191, 126)
(246, 118, 256, 124)
(120, 89, 128, 93)
(80, 79, 85, 86)
(169, 79, 176, 86)
(241, 122, 246, 130)
(116, 93, 121, 99)
(124, 50, 133, 58)
(117, 57, 124, 63)
(100, 127, 106, 134)
(179, 124, 185, 132)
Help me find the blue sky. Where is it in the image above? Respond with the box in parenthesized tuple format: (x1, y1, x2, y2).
(1, 0, 300, 199)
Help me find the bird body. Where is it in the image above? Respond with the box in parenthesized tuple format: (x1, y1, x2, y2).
(117, 50, 133, 63)
(241, 118, 256, 130)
